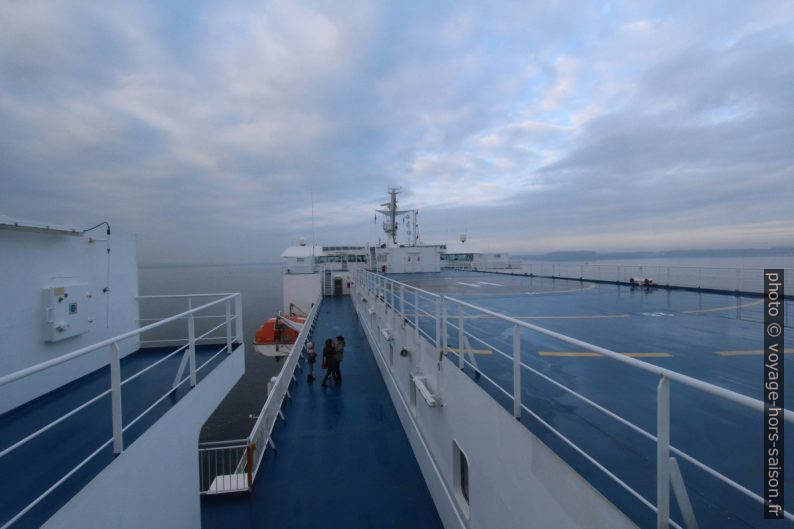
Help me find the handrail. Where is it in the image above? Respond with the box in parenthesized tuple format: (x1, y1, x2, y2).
(198, 294, 322, 495)
(137, 293, 238, 299)
(445, 317, 778, 516)
(247, 297, 322, 473)
(445, 295, 792, 422)
(518, 262, 793, 296)
(0, 293, 238, 388)
(357, 268, 794, 527)
(0, 291, 242, 529)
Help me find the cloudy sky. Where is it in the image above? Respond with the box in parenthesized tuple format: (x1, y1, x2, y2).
(1, 1, 793, 264)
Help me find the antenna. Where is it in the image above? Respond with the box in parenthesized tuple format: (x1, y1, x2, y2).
(310, 179, 315, 257)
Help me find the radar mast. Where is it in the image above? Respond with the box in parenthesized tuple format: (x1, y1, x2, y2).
(375, 187, 413, 246)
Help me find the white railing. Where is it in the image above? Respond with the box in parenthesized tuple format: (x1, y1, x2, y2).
(0, 292, 243, 529)
(356, 268, 794, 528)
(198, 295, 322, 495)
(198, 439, 252, 493)
(521, 263, 794, 296)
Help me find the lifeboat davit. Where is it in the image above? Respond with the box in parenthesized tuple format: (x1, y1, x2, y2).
(253, 315, 305, 357)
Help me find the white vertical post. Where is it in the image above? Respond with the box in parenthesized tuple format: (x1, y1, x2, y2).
(657, 375, 670, 529)
(513, 325, 521, 419)
(235, 294, 244, 346)
(188, 311, 197, 388)
(414, 290, 419, 341)
(458, 304, 465, 369)
(399, 284, 405, 319)
(225, 299, 233, 354)
(435, 297, 441, 350)
(441, 296, 447, 359)
(110, 341, 123, 454)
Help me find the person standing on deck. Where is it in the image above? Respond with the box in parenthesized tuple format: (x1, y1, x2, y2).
(334, 335, 346, 383)
(305, 340, 317, 382)
(321, 338, 338, 387)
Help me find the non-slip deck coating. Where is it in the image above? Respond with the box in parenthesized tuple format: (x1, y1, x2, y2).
(201, 296, 443, 529)
(396, 271, 793, 529)
(0, 345, 229, 529)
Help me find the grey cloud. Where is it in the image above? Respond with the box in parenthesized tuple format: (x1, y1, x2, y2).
(1, 1, 793, 263)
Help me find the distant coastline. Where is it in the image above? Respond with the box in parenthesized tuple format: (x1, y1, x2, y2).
(515, 247, 794, 262)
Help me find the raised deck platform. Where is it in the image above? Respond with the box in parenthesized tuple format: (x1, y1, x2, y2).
(0, 345, 236, 529)
(392, 270, 793, 528)
(201, 297, 443, 529)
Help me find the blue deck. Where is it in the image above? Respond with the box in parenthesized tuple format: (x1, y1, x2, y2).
(396, 271, 793, 528)
(0, 344, 230, 529)
(201, 297, 443, 529)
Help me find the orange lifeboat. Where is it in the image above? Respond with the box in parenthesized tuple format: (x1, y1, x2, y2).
(253, 315, 305, 356)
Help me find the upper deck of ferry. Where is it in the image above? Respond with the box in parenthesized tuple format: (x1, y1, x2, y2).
(206, 264, 791, 529)
(381, 268, 793, 528)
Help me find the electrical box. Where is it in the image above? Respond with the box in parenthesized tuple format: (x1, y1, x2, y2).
(43, 284, 91, 342)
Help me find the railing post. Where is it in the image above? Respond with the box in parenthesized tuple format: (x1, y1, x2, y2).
(235, 294, 244, 345)
(435, 296, 441, 350)
(188, 311, 197, 388)
(657, 374, 670, 529)
(414, 290, 420, 341)
(225, 299, 233, 354)
(110, 341, 123, 454)
(399, 284, 405, 319)
(513, 325, 521, 419)
(247, 443, 256, 490)
(458, 304, 465, 369)
(441, 296, 447, 361)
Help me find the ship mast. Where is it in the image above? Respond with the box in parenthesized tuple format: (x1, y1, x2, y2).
(375, 187, 412, 246)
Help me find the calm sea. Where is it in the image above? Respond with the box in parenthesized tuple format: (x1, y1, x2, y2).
(138, 262, 285, 441)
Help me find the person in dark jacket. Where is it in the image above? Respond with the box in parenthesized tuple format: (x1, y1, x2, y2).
(321, 338, 338, 387)
(333, 335, 346, 383)
(305, 340, 317, 382)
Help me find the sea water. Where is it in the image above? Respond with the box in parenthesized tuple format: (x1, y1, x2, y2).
(138, 262, 285, 440)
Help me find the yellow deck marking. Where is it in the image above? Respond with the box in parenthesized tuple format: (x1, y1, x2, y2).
(538, 351, 672, 358)
(680, 298, 763, 314)
(519, 314, 629, 320)
(446, 347, 492, 355)
(715, 348, 794, 356)
(535, 282, 598, 294)
(456, 314, 629, 320)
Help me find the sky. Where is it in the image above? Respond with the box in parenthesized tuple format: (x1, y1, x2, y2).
(1, 0, 793, 264)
